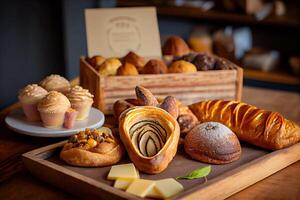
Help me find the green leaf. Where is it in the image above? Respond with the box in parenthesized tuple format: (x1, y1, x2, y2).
(176, 166, 211, 180)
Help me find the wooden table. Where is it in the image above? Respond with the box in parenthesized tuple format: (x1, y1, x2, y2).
(0, 86, 299, 200)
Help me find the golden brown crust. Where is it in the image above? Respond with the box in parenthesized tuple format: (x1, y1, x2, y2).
(189, 100, 300, 150)
(162, 36, 190, 56)
(135, 86, 158, 106)
(122, 52, 145, 72)
(141, 59, 168, 74)
(177, 102, 199, 137)
(113, 99, 140, 120)
(168, 60, 197, 73)
(116, 63, 139, 76)
(159, 96, 178, 119)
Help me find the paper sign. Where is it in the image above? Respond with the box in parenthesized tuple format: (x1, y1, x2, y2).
(85, 7, 161, 58)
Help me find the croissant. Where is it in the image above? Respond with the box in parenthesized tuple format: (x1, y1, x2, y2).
(189, 100, 300, 150)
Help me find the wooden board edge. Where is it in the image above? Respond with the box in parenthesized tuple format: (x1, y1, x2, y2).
(236, 67, 243, 101)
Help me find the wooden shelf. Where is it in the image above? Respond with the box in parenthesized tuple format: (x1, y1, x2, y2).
(156, 6, 300, 29)
(243, 68, 300, 85)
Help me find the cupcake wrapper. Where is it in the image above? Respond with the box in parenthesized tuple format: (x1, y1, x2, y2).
(21, 103, 40, 122)
(40, 111, 66, 128)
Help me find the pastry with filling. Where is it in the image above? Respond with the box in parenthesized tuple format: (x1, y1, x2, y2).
(60, 127, 124, 167)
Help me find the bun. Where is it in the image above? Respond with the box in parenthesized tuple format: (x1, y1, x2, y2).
(168, 60, 197, 73)
(122, 52, 145, 72)
(177, 102, 199, 137)
(162, 36, 190, 56)
(88, 55, 106, 70)
(141, 59, 168, 74)
(184, 122, 241, 164)
(189, 100, 300, 150)
(99, 58, 122, 76)
(116, 63, 139, 76)
(192, 53, 216, 71)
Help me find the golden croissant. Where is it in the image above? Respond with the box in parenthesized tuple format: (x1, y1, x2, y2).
(189, 100, 300, 150)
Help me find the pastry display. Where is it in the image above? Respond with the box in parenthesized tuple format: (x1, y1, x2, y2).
(18, 84, 48, 121)
(122, 51, 145, 72)
(60, 128, 124, 167)
(168, 60, 197, 73)
(162, 36, 190, 56)
(39, 74, 71, 94)
(141, 59, 168, 74)
(189, 100, 300, 150)
(184, 122, 241, 164)
(119, 106, 180, 174)
(116, 62, 139, 76)
(98, 58, 122, 76)
(38, 91, 71, 128)
(87, 55, 106, 70)
(66, 86, 94, 120)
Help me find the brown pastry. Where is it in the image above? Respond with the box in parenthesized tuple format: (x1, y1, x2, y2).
(192, 53, 216, 71)
(214, 57, 236, 70)
(189, 100, 300, 150)
(116, 63, 139, 76)
(113, 99, 140, 120)
(162, 36, 190, 56)
(135, 86, 158, 106)
(122, 51, 145, 72)
(99, 58, 122, 76)
(173, 53, 197, 63)
(184, 122, 241, 164)
(159, 96, 178, 119)
(119, 106, 180, 174)
(141, 59, 168, 74)
(60, 128, 124, 167)
(177, 102, 199, 137)
(168, 60, 197, 73)
(87, 55, 106, 70)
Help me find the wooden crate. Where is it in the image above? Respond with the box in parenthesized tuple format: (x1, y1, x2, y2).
(80, 57, 243, 114)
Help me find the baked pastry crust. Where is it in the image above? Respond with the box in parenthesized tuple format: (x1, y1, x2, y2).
(162, 36, 190, 56)
(189, 100, 300, 150)
(60, 128, 124, 167)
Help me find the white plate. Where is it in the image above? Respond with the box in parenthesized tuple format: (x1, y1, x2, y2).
(5, 107, 105, 137)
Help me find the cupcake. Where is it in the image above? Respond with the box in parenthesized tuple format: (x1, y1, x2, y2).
(39, 74, 71, 94)
(18, 84, 48, 121)
(66, 86, 94, 120)
(38, 91, 71, 128)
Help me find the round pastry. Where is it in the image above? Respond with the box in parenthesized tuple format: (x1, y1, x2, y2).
(168, 60, 197, 73)
(38, 91, 71, 128)
(116, 62, 139, 76)
(60, 127, 124, 167)
(66, 86, 94, 120)
(141, 59, 168, 74)
(192, 53, 216, 71)
(99, 58, 122, 76)
(122, 51, 145, 72)
(214, 57, 236, 70)
(18, 84, 48, 121)
(184, 122, 241, 164)
(87, 55, 106, 70)
(39, 74, 71, 94)
(162, 36, 190, 56)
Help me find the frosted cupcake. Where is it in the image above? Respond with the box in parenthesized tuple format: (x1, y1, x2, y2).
(39, 74, 70, 94)
(18, 84, 48, 121)
(66, 86, 94, 120)
(38, 91, 71, 128)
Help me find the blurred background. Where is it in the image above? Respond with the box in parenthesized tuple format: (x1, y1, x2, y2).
(0, 0, 299, 109)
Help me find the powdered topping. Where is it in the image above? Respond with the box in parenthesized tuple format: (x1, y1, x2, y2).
(193, 122, 233, 142)
(66, 86, 94, 105)
(18, 84, 48, 104)
(38, 91, 71, 113)
(39, 74, 70, 93)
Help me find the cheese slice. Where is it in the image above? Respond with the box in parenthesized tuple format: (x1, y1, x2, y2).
(154, 178, 184, 198)
(146, 187, 161, 198)
(107, 163, 138, 180)
(114, 179, 133, 190)
(126, 179, 155, 198)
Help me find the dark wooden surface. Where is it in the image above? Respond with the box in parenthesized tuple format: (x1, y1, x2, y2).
(0, 86, 300, 200)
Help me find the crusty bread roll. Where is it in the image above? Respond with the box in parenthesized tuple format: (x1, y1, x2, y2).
(189, 100, 300, 150)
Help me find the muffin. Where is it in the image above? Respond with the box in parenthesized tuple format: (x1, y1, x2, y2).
(116, 62, 139, 76)
(99, 58, 122, 76)
(162, 36, 190, 56)
(18, 84, 48, 121)
(38, 91, 71, 128)
(66, 86, 94, 120)
(87, 55, 106, 70)
(168, 60, 197, 73)
(141, 59, 168, 74)
(122, 51, 145, 72)
(39, 74, 71, 94)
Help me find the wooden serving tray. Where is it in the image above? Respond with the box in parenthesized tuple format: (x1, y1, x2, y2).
(22, 141, 300, 200)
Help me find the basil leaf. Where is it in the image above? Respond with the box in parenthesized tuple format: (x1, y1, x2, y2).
(176, 166, 211, 180)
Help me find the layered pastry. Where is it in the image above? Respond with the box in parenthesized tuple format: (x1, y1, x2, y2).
(122, 51, 145, 72)
(66, 86, 94, 120)
(116, 62, 139, 76)
(38, 91, 71, 128)
(39, 74, 71, 94)
(87, 55, 106, 70)
(184, 122, 241, 164)
(60, 128, 124, 167)
(141, 59, 168, 74)
(119, 106, 180, 174)
(18, 84, 48, 121)
(162, 36, 190, 56)
(168, 60, 197, 73)
(99, 58, 122, 76)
